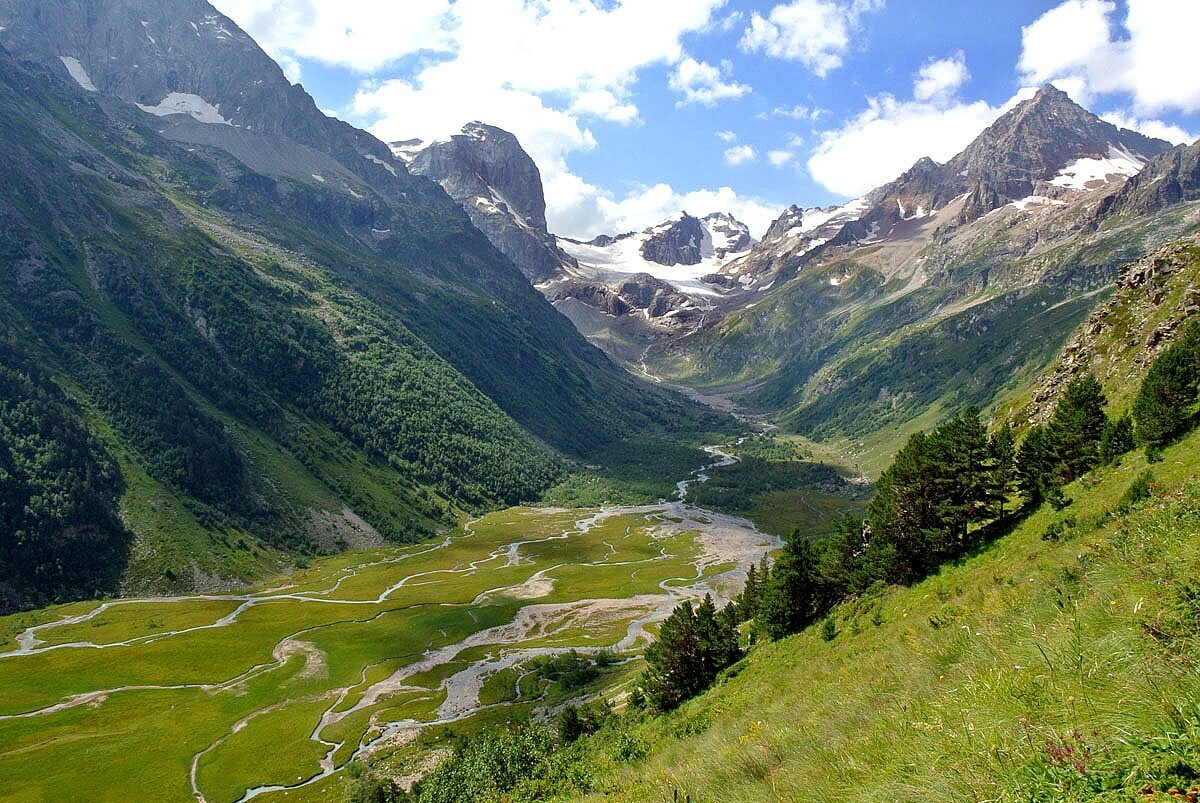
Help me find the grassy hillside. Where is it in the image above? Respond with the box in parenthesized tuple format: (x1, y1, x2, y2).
(573, 429, 1200, 802)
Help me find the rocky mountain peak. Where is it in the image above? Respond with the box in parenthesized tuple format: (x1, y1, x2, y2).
(763, 205, 805, 240)
(413, 122, 549, 231)
(637, 211, 755, 267)
(408, 121, 576, 282)
(702, 212, 754, 257)
(851, 83, 1175, 232)
(640, 213, 707, 266)
(943, 83, 1172, 216)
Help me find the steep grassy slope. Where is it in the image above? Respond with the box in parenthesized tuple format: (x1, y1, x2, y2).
(581, 431, 1200, 802)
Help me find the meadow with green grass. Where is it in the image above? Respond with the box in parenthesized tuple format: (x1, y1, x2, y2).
(0, 492, 777, 803)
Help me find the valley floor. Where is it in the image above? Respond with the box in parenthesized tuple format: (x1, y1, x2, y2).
(0, 462, 778, 802)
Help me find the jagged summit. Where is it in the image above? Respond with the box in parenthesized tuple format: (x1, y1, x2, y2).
(408, 121, 577, 282)
(942, 82, 1171, 218)
(729, 82, 1177, 295)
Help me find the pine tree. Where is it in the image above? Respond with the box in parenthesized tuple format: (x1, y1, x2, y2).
(1047, 373, 1107, 480)
(739, 562, 762, 621)
(1099, 413, 1135, 464)
(694, 595, 724, 680)
(641, 597, 741, 711)
(929, 407, 992, 544)
(758, 536, 829, 639)
(1017, 424, 1055, 504)
(1133, 323, 1200, 447)
(987, 423, 1017, 516)
(867, 430, 939, 582)
(642, 601, 699, 711)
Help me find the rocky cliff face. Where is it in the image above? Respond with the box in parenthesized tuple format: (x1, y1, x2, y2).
(1023, 234, 1200, 424)
(1096, 138, 1200, 220)
(543, 274, 706, 326)
(0, 0, 426, 195)
(640, 214, 707, 266)
(408, 122, 576, 282)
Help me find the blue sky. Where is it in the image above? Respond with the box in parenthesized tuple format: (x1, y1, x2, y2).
(212, 0, 1200, 238)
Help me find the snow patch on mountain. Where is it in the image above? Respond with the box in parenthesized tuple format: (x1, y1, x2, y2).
(388, 139, 427, 164)
(1008, 195, 1068, 212)
(785, 197, 869, 236)
(364, 153, 397, 177)
(1051, 144, 1146, 190)
(559, 213, 755, 296)
(59, 57, 97, 92)
(137, 92, 231, 125)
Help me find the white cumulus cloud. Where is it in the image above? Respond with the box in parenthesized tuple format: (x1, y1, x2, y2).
(669, 57, 752, 107)
(739, 0, 884, 77)
(210, 0, 454, 74)
(913, 52, 970, 103)
(547, 177, 781, 239)
(768, 149, 795, 167)
(724, 144, 758, 165)
(1018, 0, 1200, 114)
(1100, 112, 1198, 145)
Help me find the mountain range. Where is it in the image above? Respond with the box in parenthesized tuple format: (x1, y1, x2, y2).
(409, 85, 1198, 472)
(1, 0, 1199, 615)
(0, 0, 717, 610)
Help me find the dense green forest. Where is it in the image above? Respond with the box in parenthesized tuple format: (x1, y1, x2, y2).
(0, 335, 129, 610)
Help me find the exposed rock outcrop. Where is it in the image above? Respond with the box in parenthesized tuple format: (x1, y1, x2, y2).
(407, 122, 577, 282)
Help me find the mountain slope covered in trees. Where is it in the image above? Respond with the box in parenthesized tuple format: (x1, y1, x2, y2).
(0, 18, 717, 611)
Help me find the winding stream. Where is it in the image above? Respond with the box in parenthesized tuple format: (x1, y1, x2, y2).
(0, 443, 779, 802)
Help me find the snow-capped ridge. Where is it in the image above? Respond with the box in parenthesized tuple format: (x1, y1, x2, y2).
(556, 210, 756, 296)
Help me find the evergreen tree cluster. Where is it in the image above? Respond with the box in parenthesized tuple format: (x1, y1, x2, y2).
(1016, 375, 1115, 506)
(640, 595, 741, 712)
(735, 392, 1129, 646)
(0, 339, 130, 611)
(1132, 320, 1200, 450)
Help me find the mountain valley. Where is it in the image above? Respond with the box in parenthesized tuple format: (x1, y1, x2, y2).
(0, 1, 1199, 802)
